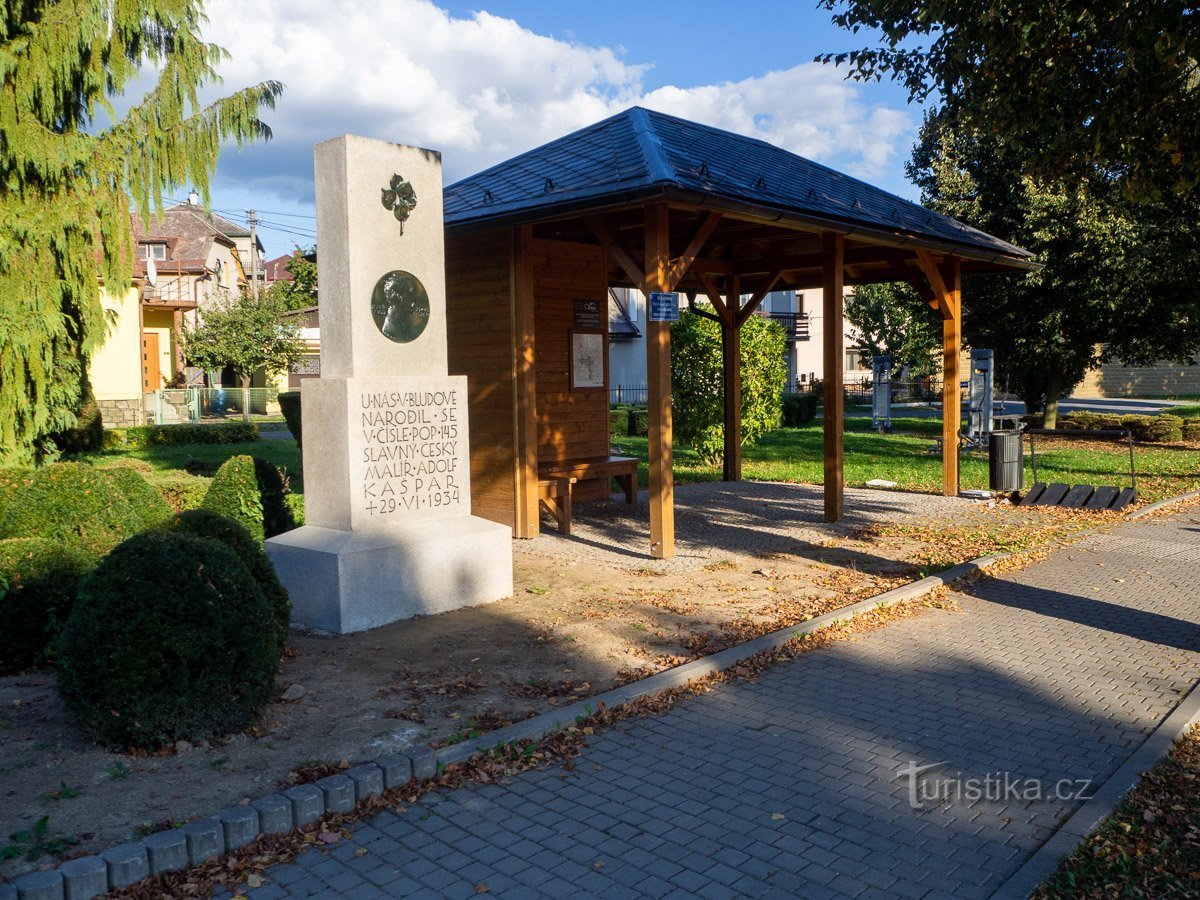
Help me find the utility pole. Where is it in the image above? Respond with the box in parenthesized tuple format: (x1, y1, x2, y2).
(246, 209, 260, 298)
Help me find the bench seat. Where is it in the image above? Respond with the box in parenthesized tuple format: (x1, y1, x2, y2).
(536, 455, 639, 534)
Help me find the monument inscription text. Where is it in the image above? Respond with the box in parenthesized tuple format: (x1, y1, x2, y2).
(356, 387, 466, 520)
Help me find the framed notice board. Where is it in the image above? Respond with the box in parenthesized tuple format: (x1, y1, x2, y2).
(569, 329, 607, 390)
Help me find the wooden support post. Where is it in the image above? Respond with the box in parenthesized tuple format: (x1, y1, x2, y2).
(722, 274, 742, 482)
(645, 203, 674, 559)
(941, 259, 962, 497)
(512, 225, 539, 537)
(822, 233, 845, 522)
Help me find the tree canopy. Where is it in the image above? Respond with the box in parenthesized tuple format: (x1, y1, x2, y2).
(0, 0, 282, 464)
(907, 113, 1200, 425)
(817, 0, 1200, 200)
(182, 291, 304, 390)
(845, 283, 940, 378)
(266, 252, 318, 311)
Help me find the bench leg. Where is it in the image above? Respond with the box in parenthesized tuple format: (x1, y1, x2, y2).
(538, 492, 572, 536)
(560, 485, 572, 535)
(615, 473, 635, 504)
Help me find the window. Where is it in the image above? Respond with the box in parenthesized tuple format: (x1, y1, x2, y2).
(140, 243, 167, 260)
(845, 350, 870, 371)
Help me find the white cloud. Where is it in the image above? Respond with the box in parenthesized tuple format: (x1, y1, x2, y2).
(201, 0, 912, 206)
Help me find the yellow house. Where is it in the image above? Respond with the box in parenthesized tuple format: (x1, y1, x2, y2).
(89, 198, 259, 426)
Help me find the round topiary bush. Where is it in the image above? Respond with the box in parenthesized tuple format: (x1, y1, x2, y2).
(201, 455, 296, 541)
(0, 462, 146, 559)
(57, 531, 279, 749)
(0, 538, 93, 674)
(159, 509, 290, 649)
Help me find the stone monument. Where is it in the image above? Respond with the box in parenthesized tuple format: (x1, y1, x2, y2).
(265, 135, 513, 634)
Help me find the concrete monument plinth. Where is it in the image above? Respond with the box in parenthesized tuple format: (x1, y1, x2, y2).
(266, 134, 513, 634)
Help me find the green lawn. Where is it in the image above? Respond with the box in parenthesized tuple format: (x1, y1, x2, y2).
(82, 420, 1200, 508)
(612, 420, 1200, 503)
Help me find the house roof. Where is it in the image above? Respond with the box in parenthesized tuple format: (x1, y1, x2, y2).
(134, 203, 243, 265)
(264, 254, 296, 282)
(444, 107, 1032, 266)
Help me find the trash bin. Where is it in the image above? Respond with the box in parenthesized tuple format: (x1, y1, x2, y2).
(988, 431, 1023, 492)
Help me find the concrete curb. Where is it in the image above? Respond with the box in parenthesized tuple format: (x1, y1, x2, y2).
(990, 680, 1200, 900)
(4, 554, 1006, 900)
(1126, 489, 1200, 520)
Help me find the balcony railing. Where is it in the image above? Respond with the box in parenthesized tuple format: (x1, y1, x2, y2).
(754, 311, 810, 341)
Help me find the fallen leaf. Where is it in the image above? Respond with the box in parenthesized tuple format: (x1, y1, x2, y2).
(246, 874, 264, 889)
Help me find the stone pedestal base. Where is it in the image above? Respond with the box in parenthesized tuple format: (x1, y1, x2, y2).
(265, 517, 512, 634)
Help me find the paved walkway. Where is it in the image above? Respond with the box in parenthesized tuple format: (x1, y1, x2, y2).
(234, 506, 1200, 899)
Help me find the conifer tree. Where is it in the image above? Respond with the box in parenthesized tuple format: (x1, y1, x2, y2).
(0, 1, 282, 463)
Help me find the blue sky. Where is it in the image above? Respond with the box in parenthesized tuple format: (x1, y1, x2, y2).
(195, 0, 923, 258)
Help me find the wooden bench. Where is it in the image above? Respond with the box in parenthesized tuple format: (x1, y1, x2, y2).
(537, 455, 639, 535)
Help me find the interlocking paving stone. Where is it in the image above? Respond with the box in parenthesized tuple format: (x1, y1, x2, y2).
(245, 508, 1200, 898)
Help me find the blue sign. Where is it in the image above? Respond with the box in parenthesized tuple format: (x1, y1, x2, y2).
(648, 291, 680, 323)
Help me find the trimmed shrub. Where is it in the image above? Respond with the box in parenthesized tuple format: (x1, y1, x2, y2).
(159, 509, 290, 649)
(780, 393, 819, 427)
(54, 397, 104, 454)
(1060, 411, 1185, 443)
(278, 391, 302, 449)
(202, 455, 263, 540)
(609, 407, 629, 438)
(103, 466, 172, 531)
(201, 455, 295, 541)
(0, 468, 32, 523)
(1183, 420, 1200, 443)
(0, 463, 146, 559)
(0, 538, 93, 674)
(153, 472, 210, 511)
(254, 457, 296, 538)
(103, 422, 259, 450)
(57, 531, 278, 749)
(629, 407, 649, 437)
(1146, 414, 1184, 443)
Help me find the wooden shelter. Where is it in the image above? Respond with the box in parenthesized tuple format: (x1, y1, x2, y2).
(442, 108, 1034, 559)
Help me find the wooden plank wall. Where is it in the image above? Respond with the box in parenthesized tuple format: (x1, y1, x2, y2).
(445, 229, 519, 529)
(531, 238, 610, 499)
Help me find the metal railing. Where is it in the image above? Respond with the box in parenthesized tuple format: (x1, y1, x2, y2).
(144, 387, 282, 424)
(610, 385, 649, 405)
(753, 311, 811, 341)
(796, 379, 946, 405)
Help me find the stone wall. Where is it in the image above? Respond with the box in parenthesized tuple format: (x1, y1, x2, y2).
(1075, 360, 1200, 398)
(97, 398, 141, 428)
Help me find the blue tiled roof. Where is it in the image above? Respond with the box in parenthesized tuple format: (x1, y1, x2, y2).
(444, 107, 1030, 262)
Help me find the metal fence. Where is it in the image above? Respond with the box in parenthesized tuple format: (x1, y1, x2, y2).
(796, 379, 946, 406)
(610, 385, 649, 405)
(144, 387, 282, 425)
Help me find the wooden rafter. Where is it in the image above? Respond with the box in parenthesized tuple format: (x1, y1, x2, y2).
(914, 249, 953, 318)
(667, 212, 721, 288)
(697, 272, 735, 327)
(735, 270, 784, 325)
(583, 215, 646, 290)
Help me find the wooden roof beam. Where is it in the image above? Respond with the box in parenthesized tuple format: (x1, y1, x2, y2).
(584, 214, 646, 290)
(668, 212, 722, 288)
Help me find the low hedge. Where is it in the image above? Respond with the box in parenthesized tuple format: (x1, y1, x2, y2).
(781, 393, 819, 427)
(278, 391, 302, 449)
(0, 538, 93, 674)
(57, 531, 279, 749)
(0, 463, 156, 559)
(609, 408, 628, 438)
(103, 422, 259, 450)
(201, 455, 295, 541)
(1058, 411, 1186, 443)
(153, 471, 210, 512)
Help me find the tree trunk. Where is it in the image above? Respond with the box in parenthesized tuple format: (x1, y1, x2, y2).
(1042, 363, 1065, 430)
(240, 375, 251, 424)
